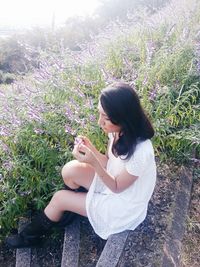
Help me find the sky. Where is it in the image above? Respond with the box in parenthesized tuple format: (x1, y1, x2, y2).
(0, 0, 101, 28)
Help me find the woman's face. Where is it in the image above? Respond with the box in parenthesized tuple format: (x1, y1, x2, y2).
(97, 102, 121, 133)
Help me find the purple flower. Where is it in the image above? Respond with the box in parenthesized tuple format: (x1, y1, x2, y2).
(34, 128, 44, 134)
(146, 41, 156, 66)
(18, 190, 31, 197)
(2, 161, 13, 171)
(149, 82, 160, 101)
(0, 90, 5, 97)
(27, 110, 42, 122)
(65, 125, 77, 136)
(190, 158, 200, 164)
(65, 106, 74, 121)
(0, 126, 9, 136)
(89, 114, 96, 122)
(0, 141, 10, 152)
(142, 76, 148, 86)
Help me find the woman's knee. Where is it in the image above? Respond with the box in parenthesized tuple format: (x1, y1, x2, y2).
(61, 160, 94, 190)
(61, 160, 78, 181)
(51, 190, 66, 205)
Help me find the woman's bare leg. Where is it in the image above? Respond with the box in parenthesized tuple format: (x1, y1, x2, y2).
(61, 160, 95, 190)
(44, 190, 87, 221)
(44, 160, 95, 222)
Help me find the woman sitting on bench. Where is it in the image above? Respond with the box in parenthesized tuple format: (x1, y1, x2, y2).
(6, 82, 156, 248)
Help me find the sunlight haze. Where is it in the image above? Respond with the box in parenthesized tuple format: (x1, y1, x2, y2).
(0, 0, 100, 28)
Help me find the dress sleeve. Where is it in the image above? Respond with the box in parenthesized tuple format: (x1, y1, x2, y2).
(125, 141, 153, 177)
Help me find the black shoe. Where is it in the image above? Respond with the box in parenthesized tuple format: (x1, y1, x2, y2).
(6, 211, 57, 249)
(56, 211, 78, 228)
(6, 234, 43, 248)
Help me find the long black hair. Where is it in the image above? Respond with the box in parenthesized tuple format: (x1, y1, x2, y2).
(100, 82, 154, 159)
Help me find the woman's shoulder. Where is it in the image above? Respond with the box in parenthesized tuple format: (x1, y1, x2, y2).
(124, 139, 155, 176)
(129, 139, 154, 161)
(136, 139, 153, 151)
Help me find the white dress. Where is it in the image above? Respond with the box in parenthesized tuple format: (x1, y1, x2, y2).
(85, 134, 157, 240)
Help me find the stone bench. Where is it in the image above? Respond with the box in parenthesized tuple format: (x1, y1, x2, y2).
(14, 166, 193, 267)
(61, 217, 130, 267)
(16, 217, 31, 267)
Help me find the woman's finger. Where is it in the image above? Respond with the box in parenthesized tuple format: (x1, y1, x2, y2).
(78, 144, 89, 153)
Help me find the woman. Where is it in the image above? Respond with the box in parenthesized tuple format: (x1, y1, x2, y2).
(6, 82, 156, 248)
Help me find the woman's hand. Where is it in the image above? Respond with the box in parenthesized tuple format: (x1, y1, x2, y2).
(73, 135, 108, 169)
(72, 143, 98, 167)
(76, 135, 95, 152)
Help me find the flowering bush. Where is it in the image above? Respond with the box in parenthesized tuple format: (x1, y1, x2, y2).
(0, 0, 199, 239)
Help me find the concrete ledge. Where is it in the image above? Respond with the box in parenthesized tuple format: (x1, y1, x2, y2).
(96, 230, 130, 267)
(61, 216, 80, 267)
(16, 218, 31, 267)
(161, 167, 193, 267)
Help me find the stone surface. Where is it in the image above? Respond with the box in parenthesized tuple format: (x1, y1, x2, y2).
(161, 167, 193, 267)
(61, 216, 80, 267)
(96, 230, 130, 267)
(16, 217, 31, 267)
(117, 166, 193, 267)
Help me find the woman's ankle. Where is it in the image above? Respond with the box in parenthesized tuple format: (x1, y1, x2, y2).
(44, 208, 62, 223)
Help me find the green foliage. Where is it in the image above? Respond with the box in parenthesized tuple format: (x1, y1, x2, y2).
(0, 113, 73, 235)
(98, 2, 200, 162)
